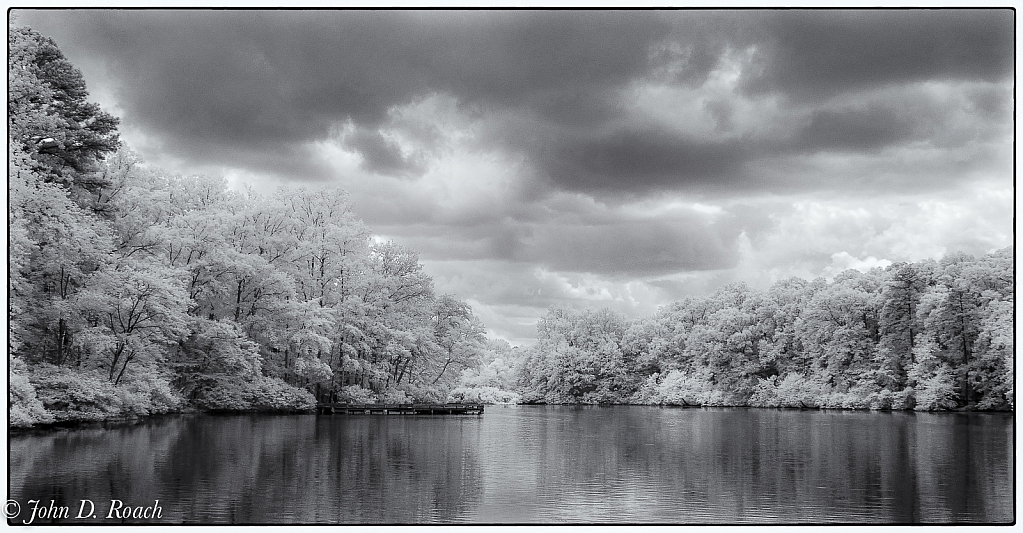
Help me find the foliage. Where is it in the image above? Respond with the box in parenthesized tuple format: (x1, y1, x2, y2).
(191, 376, 316, 412)
(30, 365, 125, 421)
(27, 363, 181, 421)
(451, 343, 525, 404)
(749, 374, 827, 408)
(9, 357, 54, 427)
(518, 306, 631, 404)
(449, 386, 520, 404)
(8, 25, 119, 191)
(524, 250, 1012, 411)
(336, 385, 378, 404)
(248, 377, 318, 411)
(632, 370, 736, 407)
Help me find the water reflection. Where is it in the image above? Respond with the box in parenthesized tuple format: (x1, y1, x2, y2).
(8, 407, 1013, 524)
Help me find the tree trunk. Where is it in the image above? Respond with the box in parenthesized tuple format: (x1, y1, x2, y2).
(114, 351, 135, 385)
(109, 344, 125, 381)
(397, 359, 411, 385)
(55, 318, 69, 365)
(234, 279, 245, 321)
(432, 356, 454, 385)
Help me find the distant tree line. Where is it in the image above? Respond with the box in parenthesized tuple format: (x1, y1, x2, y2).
(515, 248, 1013, 411)
(9, 25, 491, 426)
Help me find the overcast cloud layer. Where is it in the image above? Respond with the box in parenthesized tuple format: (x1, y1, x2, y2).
(18, 9, 1014, 345)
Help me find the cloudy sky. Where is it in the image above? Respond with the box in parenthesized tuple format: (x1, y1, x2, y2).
(17, 9, 1014, 345)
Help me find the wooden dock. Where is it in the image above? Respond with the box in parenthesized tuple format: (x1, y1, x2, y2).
(316, 403, 484, 415)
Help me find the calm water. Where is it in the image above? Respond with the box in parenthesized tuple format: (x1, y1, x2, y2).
(7, 406, 1014, 524)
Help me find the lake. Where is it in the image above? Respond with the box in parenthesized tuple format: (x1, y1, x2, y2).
(7, 406, 1014, 524)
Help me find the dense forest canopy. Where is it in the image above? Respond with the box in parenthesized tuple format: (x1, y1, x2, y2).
(8, 24, 1013, 427)
(516, 250, 1013, 411)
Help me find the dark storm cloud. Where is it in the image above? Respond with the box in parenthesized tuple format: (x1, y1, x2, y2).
(739, 10, 1015, 101)
(345, 129, 423, 177)
(19, 9, 670, 181)
(19, 9, 1012, 193)
(795, 105, 917, 153)
(963, 83, 1014, 121)
(703, 99, 735, 133)
(486, 9, 1011, 196)
(379, 195, 746, 278)
(536, 128, 749, 194)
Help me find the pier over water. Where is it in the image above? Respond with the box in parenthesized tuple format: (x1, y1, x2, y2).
(316, 403, 484, 415)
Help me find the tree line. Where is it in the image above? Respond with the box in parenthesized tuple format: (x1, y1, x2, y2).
(9, 25, 491, 426)
(515, 248, 1013, 411)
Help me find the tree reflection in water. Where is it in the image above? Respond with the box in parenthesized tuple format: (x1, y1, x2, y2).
(9, 408, 1013, 524)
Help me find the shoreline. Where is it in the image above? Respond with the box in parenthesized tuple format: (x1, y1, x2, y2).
(11, 401, 1011, 433)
